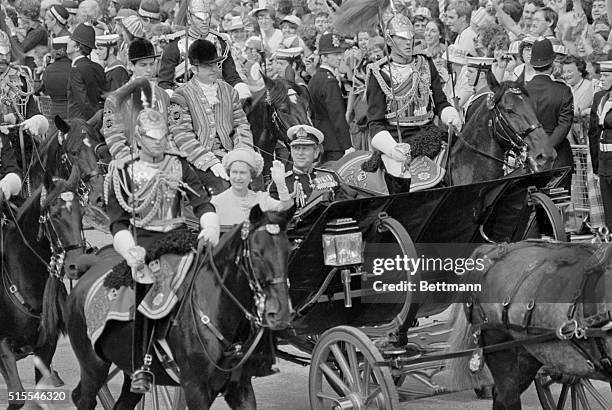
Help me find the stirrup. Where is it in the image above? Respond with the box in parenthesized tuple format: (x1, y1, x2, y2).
(130, 368, 154, 394)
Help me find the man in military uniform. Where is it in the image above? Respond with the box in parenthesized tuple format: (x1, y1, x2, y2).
(157, 0, 251, 101)
(168, 39, 253, 195)
(525, 37, 573, 191)
(269, 124, 339, 209)
(588, 59, 612, 229)
(363, 13, 462, 194)
(103, 38, 169, 161)
(95, 34, 129, 92)
(107, 79, 218, 394)
(66, 23, 107, 121)
(463, 56, 495, 122)
(0, 30, 49, 171)
(308, 33, 354, 163)
(41, 36, 72, 137)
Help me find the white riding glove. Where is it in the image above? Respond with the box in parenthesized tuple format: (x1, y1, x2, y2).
(210, 163, 229, 180)
(113, 230, 144, 269)
(440, 106, 463, 133)
(234, 82, 252, 100)
(0, 173, 21, 199)
(198, 212, 220, 246)
(22, 114, 49, 136)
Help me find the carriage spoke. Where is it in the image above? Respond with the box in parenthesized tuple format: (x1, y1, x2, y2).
(316, 392, 341, 402)
(576, 384, 592, 410)
(320, 362, 352, 396)
(582, 379, 612, 408)
(571, 385, 579, 409)
(361, 360, 371, 396)
(557, 384, 570, 410)
(330, 343, 355, 390)
(346, 343, 362, 394)
(364, 385, 383, 405)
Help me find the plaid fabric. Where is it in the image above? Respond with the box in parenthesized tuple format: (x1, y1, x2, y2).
(587, 152, 606, 228)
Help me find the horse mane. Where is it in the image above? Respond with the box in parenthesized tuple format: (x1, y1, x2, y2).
(16, 185, 42, 224)
(492, 81, 529, 105)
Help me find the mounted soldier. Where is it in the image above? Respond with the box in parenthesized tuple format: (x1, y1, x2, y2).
(106, 78, 219, 394)
(0, 29, 49, 175)
(168, 39, 253, 196)
(335, 1, 463, 194)
(158, 0, 251, 101)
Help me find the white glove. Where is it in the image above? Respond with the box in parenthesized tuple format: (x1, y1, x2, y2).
(198, 212, 220, 246)
(210, 163, 229, 180)
(22, 115, 49, 136)
(440, 106, 463, 133)
(113, 230, 145, 269)
(234, 82, 252, 100)
(3, 113, 16, 125)
(270, 160, 286, 185)
(0, 173, 21, 199)
(344, 147, 356, 156)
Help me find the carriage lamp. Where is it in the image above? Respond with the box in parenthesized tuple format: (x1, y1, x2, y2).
(322, 218, 363, 267)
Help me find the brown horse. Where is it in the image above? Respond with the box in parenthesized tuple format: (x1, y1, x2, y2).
(328, 71, 557, 192)
(0, 170, 85, 409)
(445, 241, 612, 410)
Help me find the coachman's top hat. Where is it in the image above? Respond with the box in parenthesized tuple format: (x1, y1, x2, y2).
(188, 39, 224, 65)
(128, 38, 160, 62)
(530, 37, 555, 68)
(71, 23, 96, 50)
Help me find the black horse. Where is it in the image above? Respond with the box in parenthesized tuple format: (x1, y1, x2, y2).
(0, 170, 85, 409)
(27, 116, 105, 208)
(67, 205, 295, 409)
(246, 76, 311, 183)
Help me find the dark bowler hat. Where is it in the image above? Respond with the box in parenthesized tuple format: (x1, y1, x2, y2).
(128, 38, 160, 62)
(188, 39, 224, 65)
(318, 33, 349, 55)
(530, 37, 554, 68)
(71, 23, 96, 49)
(287, 124, 324, 146)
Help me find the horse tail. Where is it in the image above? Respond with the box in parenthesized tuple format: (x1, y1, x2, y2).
(39, 276, 67, 345)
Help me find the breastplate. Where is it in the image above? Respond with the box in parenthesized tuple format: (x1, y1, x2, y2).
(0, 68, 30, 119)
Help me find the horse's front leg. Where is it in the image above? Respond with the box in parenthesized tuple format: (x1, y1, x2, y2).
(224, 377, 256, 410)
(33, 338, 63, 386)
(0, 339, 25, 410)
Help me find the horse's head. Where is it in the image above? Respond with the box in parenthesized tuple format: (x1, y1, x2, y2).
(487, 73, 557, 172)
(40, 168, 85, 280)
(237, 204, 296, 330)
(54, 116, 106, 208)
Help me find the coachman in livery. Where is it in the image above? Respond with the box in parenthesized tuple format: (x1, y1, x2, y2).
(158, 0, 251, 100)
(106, 78, 219, 393)
(335, 0, 462, 194)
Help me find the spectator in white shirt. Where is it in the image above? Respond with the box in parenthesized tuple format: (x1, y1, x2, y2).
(447, 0, 478, 56)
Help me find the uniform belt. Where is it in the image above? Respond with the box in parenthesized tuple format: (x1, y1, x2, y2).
(601, 143, 612, 152)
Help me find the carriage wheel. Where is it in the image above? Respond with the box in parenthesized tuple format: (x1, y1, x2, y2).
(535, 373, 612, 409)
(309, 326, 400, 410)
(522, 192, 567, 242)
(98, 365, 186, 410)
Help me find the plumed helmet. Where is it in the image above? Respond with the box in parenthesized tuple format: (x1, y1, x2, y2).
(136, 108, 167, 142)
(189, 0, 212, 19)
(71, 23, 96, 49)
(0, 30, 11, 55)
(386, 13, 414, 40)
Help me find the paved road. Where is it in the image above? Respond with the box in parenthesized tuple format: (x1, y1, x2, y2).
(1, 230, 610, 409)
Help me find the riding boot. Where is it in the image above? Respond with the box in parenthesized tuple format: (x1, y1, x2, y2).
(384, 172, 412, 195)
(131, 283, 154, 394)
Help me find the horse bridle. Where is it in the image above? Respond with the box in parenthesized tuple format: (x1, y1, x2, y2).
(58, 130, 100, 206)
(187, 220, 289, 373)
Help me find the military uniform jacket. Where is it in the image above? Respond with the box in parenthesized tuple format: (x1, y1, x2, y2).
(105, 61, 130, 93)
(307, 67, 352, 153)
(41, 55, 71, 117)
(268, 167, 340, 208)
(367, 55, 450, 141)
(525, 74, 574, 169)
(107, 155, 214, 248)
(168, 79, 252, 171)
(463, 91, 491, 123)
(158, 31, 243, 90)
(103, 80, 171, 160)
(0, 65, 39, 122)
(589, 89, 612, 176)
(67, 56, 108, 121)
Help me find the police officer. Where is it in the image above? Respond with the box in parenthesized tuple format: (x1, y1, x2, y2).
(525, 37, 574, 191)
(41, 36, 72, 136)
(66, 23, 108, 121)
(588, 59, 612, 229)
(158, 0, 251, 100)
(308, 33, 354, 163)
(269, 124, 339, 209)
(0, 30, 49, 171)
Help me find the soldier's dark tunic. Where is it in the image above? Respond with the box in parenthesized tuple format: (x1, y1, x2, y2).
(41, 55, 71, 121)
(367, 55, 451, 141)
(525, 74, 574, 175)
(589, 89, 612, 228)
(158, 31, 242, 90)
(105, 61, 129, 92)
(307, 66, 352, 162)
(67, 55, 107, 121)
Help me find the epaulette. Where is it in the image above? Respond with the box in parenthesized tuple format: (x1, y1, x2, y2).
(210, 30, 230, 43)
(285, 170, 293, 177)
